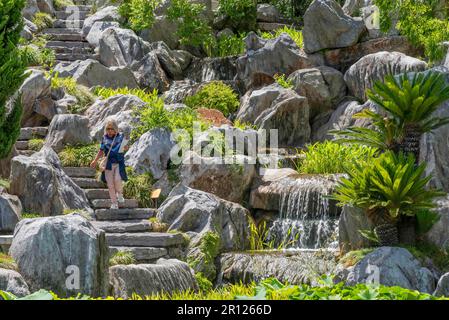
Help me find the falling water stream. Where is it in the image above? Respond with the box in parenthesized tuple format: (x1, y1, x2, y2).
(266, 175, 342, 249)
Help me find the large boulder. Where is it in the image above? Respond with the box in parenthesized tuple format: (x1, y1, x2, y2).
(344, 51, 428, 100)
(157, 184, 251, 279)
(44, 114, 92, 152)
(85, 21, 120, 47)
(85, 94, 146, 141)
(125, 128, 176, 180)
(99, 27, 151, 68)
(36, 0, 54, 14)
(0, 193, 22, 233)
(82, 6, 122, 36)
(9, 147, 92, 216)
(338, 206, 374, 254)
(179, 152, 256, 204)
(148, 41, 193, 80)
(288, 66, 346, 119)
(139, 15, 180, 50)
(256, 4, 280, 23)
(237, 32, 314, 90)
(130, 52, 170, 92)
(0, 268, 30, 298)
(434, 272, 449, 297)
(109, 259, 198, 298)
(54, 59, 138, 89)
(9, 214, 109, 297)
(345, 247, 436, 293)
(342, 0, 373, 16)
(22, 0, 39, 20)
(302, 0, 367, 54)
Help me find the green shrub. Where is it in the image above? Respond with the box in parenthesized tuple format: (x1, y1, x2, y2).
(53, 0, 74, 10)
(28, 138, 44, 151)
(0, 253, 17, 271)
(187, 231, 221, 281)
(33, 12, 54, 31)
(260, 25, 303, 48)
(195, 272, 213, 292)
(184, 81, 239, 117)
(59, 144, 98, 167)
(118, 0, 159, 32)
(167, 0, 215, 51)
(94, 87, 159, 104)
(20, 45, 55, 69)
(21, 212, 42, 219)
(212, 33, 246, 57)
(273, 73, 293, 89)
(124, 168, 154, 208)
(50, 73, 96, 114)
(403, 242, 449, 272)
(218, 0, 257, 32)
(295, 141, 377, 174)
(109, 251, 136, 266)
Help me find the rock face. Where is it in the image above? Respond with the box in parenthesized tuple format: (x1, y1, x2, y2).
(139, 15, 180, 50)
(9, 214, 109, 297)
(344, 51, 428, 100)
(85, 94, 146, 141)
(288, 66, 346, 118)
(86, 21, 120, 47)
(0, 193, 22, 233)
(109, 259, 198, 298)
(342, 0, 373, 16)
(131, 51, 170, 92)
(184, 56, 237, 83)
(82, 6, 121, 36)
(44, 114, 92, 152)
(217, 251, 338, 286)
(54, 59, 138, 89)
(237, 32, 314, 90)
(179, 152, 256, 204)
(0, 269, 30, 297)
(9, 147, 92, 216)
(338, 206, 374, 254)
(434, 272, 449, 297)
(303, 0, 367, 54)
(345, 247, 436, 293)
(125, 128, 176, 180)
(256, 4, 280, 23)
(424, 197, 449, 249)
(157, 184, 251, 279)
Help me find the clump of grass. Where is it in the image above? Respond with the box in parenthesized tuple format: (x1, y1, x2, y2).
(339, 248, 375, 267)
(59, 144, 98, 167)
(124, 169, 155, 208)
(94, 87, 159, 104)
(212, 33, 246, 57)
(402, 241, 449, 273)
(149, 217, 169, 232)
(28, 138, 44, 151)
(233, 119, 257, 130)
(0, 254, 17, 271)
(0, 179, 10, 190)
(20, 45, 55, 69)
(261, 26, 303, 48)
(295, 141, 377, 174)
(109, 251, 136, 266)
(21, 212, 42, 219)
(274, 73, 293, 89)
(53, 0, 74, 10)
(33, 12, 54, 32)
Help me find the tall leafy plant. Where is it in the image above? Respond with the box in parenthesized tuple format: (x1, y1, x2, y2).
(0, 0, 29, 159)
(118, 0, 160, 32)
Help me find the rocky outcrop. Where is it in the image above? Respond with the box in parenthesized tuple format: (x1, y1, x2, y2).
(344, 247, 436, 293)
(237, 32, 314, 90)
(9, 147, 92, 216)
(150, 41, 192, 80)
(109, 259, 198, 299)
(185, 56, 238, 83)
(140, 15, 180, 50)
(0, 268, 30, 298)
(85, 94, 146, 141)
(125, 128, 176, 180)
(256, 4, 280, 23)
(157, 184, 251, 279)
(344, 51, 428, 100)
(434, 272, 449, 297)
(338, 206, 374, 254)
(303, 0, 366, 54)
(85, 21, 120, 47)
(424, 197, 449, 249)
(9, 214, 109, 297)
(44, 114, 92, 152)
(82, 6, 122, 36)
(0, 193, 22, 233)
(131, 52, 170, 92)
(342, 0, 373, 16)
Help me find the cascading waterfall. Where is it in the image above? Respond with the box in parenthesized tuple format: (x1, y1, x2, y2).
(266, 175, 342, 249)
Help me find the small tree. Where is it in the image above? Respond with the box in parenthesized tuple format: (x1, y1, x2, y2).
(0, 0, 28, 159)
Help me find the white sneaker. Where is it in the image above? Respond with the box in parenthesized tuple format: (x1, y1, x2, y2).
(117, 194, 125, 204)
(110, 203, 118, 210)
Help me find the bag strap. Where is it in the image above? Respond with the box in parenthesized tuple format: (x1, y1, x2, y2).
(105, 134, 118, 162)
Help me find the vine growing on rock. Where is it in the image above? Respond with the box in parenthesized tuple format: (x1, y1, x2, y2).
(0, 0, 29, 159)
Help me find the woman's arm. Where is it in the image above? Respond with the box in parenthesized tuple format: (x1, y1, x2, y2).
(90, 149, 104, 168)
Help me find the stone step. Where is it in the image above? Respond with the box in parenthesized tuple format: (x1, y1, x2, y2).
(63, 167, 96, 178)
(45, 33, 85, 41)
(15, 140, 29, 150)
(0, 235, 13, 245)
(49, 45, 93, 54)
(95, 208, 156, 221)
(53, 19, 85, 28)
(19, 127, 48, 140)
(105, 232, 185, 248)
(46, 40, 91, 49)
(43, 28, 83, 35)
(85, 189, 110, 200)
(91, 199, 139, 209)
(109, 247, 168, 263)
(55, 53, 96, 61)
(17, 150, 35, 157)
(72, 177, 105, 189)
(92, 220, 151, 233)
(55, 10, 90, 20)
(61, 5, 92, 11)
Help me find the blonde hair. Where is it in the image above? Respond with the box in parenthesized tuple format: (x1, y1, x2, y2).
(104, 119, 119, 135)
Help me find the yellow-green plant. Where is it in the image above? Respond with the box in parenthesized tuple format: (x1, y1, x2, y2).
(94, 87, 159, 105)
(28, 138, 44, 151)
(274, 73, 293, 89)
(33, 12, 54, 31)
(261, 25, 303, 48)
(53, 0, 74, 10)
(0, 253, 17, 271)
(123, 168, 154, 208)
(118, 0, 160, 32)
(109, 251, 136, 266)
(59, 144, 98, 167)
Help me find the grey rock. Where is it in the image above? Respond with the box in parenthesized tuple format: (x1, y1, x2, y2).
(345, 247, 436, 293)
(139, 15, 180, 50)
(0, 268, 30, 298)
(237, 32, 314, 90)
(125, 128, 176, 180)
(256, 4, 280, 23)
(82, 6, 121, 36)
(85, 94, 146, 141)
(338, 205, 374, 254)
(424, 197, 449, 249)
(131, 52, 170, 92)
(86, 21, 120, 47)
(162, 80, 199, 104)
(344, 51, 428, 100)
(342, 0, 373, 16)
(22, 0, 39, 20)
(9, 147, 92, 216)
(185, 56, 238, 82)
(36, 0, 54, 15)
(44, 114, 92, 152)
(0, 193, 22, 233)
(109, 259, 198, 299)
(434, 272, 449, 297)
(9, 214, 109, 297)
(149, 41, 192, 79)
(303, 0, 367, 54)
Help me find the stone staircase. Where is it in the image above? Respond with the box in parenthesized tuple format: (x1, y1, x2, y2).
(63, 166, 186, 263)
(14, 127, 49, 157)
(43, 4, 97, 64)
